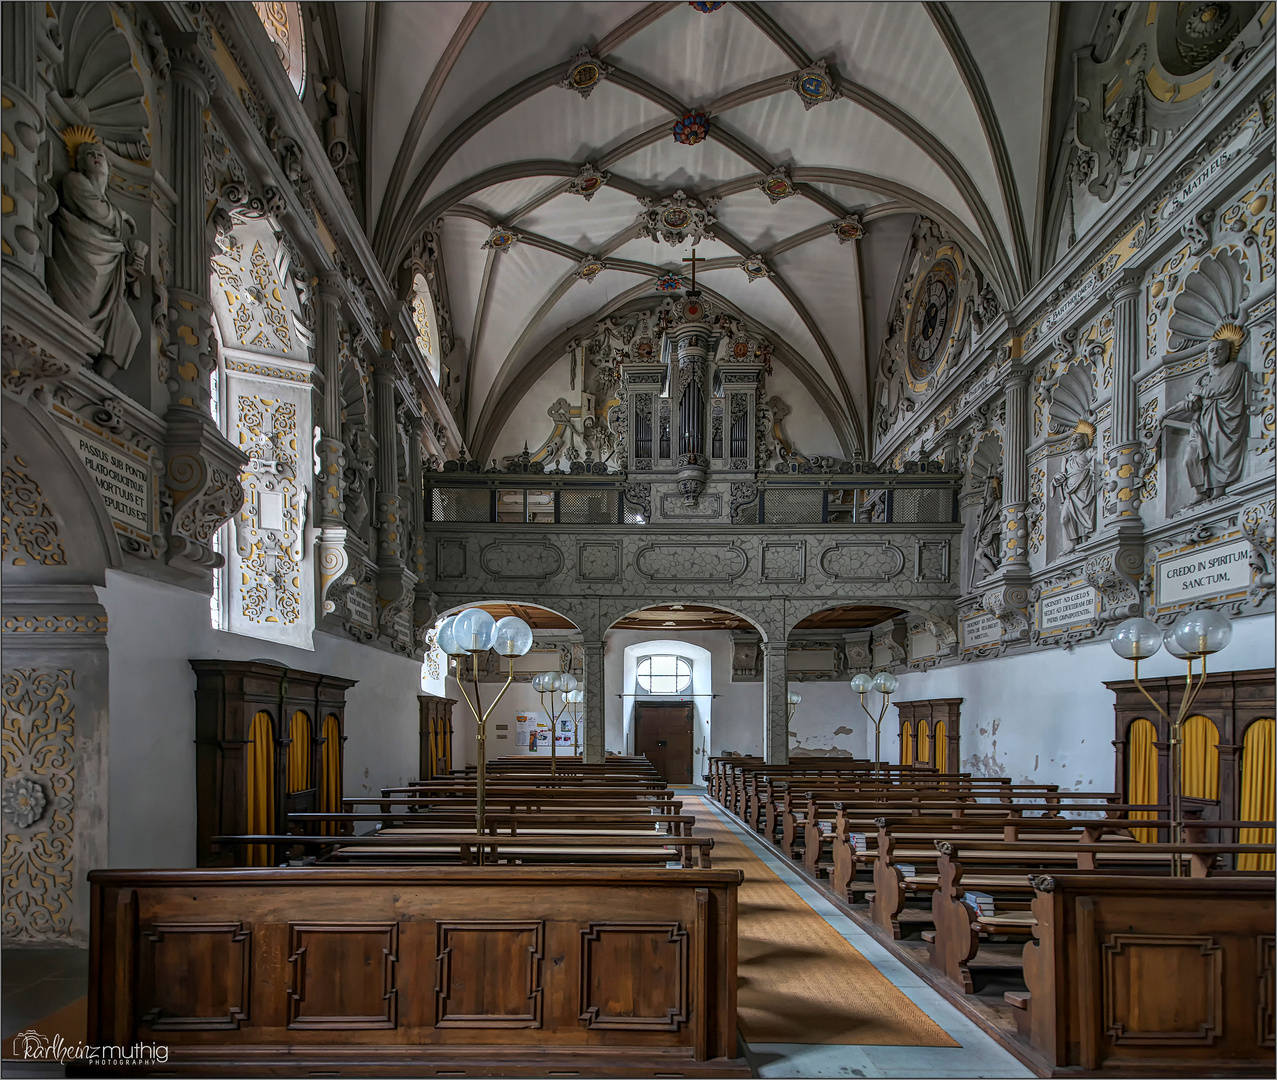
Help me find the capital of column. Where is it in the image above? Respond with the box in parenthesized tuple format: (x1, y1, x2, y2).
(316, 272, 344, 308)
(1105, 269, 1143, 304)
(168, 38, 216, 104)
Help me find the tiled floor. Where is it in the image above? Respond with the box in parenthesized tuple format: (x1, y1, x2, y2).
(0, 800, 1033, 1078)
(696, 795, 1034, 1079)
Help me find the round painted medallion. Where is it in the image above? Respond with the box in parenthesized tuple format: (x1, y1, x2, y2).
(765, 177, 792, 199)
(655, 274, 683, 292)
(673, 111, 710, 146)
(800, 74, 828, 100)
(571, 62, 600, 90)
(662, 207, 692, 229)
(577, 175, 601, 194)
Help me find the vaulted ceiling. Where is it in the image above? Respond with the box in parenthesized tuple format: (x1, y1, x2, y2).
(317, 1, 1060, 457)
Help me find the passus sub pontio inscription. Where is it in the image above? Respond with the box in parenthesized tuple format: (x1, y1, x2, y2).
(74, 434, 151, 526)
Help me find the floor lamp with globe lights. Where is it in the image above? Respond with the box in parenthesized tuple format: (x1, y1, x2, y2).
(436, 608, 534, 847)
(851, 670, 899, 777)
(533, 670, 579, 775)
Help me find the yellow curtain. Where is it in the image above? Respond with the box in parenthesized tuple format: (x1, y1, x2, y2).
(246, 710, 275, 865)
(1180, 714, 1219, 800)
(287, 710, 311, 794)
(320, 714, 342, 835)
(1127, 718, 1158, 843)
(1239, 718, 1275, 872)
(917, 720, 932, 767)
(427, 716, 438, 779)
(901, 720, 914, 766)
(935, 720, 948, 774)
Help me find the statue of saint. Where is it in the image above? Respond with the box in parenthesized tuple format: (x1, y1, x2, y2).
(1051, 424, 1097, 554)
(46, 130, 147, 376)
(1164, 333, 1251, 503)
(973, 473, 1002, 581)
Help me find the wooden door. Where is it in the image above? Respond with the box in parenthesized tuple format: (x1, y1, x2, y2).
(634, 703, 693, 783)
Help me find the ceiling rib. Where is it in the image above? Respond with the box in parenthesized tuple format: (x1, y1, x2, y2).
(361, 1, 381, 233)
(923, 1, 1033, 291)
(375, 2, 490, 242)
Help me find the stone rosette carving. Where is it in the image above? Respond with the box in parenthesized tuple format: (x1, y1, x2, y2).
(2, 778, 47, 829)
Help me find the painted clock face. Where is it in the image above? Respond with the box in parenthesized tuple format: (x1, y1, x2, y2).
(907, 260, 957, 383)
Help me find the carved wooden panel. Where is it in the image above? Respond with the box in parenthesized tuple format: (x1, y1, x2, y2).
(1260, 935, 1275, 1048)
(139, 922, 250, 1030)
(579, 922, 688, 1030)
(1101, 933, 1223, 1044)
(435, 920, 543, 1028)
(287, 922, 398, 1029)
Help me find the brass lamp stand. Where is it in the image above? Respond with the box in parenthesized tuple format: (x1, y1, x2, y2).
(437, 609, 535, 857)
(533, 671, 578, 775)
(1109, 610, 1233, 876)
(851, 671, 899, 778)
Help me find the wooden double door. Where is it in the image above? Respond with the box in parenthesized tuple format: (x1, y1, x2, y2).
(634, 703, 693, 784)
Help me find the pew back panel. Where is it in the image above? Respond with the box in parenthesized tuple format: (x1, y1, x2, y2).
(87, 866, 745, 1076)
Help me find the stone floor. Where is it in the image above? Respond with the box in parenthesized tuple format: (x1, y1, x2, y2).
(0, 795, 1034, 1078)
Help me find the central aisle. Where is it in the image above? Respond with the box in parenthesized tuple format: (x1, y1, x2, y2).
(684, 794, 1034, 1078)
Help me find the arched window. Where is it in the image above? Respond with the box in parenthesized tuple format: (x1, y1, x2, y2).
(636, 655, 692, 695)
(253, 1, 307, 99)
(412, 273, 441, 384)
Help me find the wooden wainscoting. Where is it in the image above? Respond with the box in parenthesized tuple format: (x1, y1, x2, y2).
(86, 865, 747, 1076)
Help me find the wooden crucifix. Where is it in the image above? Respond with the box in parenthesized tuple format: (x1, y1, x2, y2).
(682, 250, 703, 292)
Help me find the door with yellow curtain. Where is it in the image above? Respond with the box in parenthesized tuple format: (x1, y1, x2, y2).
(1238, 718, 1274, 871)
(1127, 718, 1159, 843)
(901, 721, 914, 766)
(319, 714, 342, 835)
(246, 710, 276, 866)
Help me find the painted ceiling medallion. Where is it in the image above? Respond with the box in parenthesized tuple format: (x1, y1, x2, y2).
(739, 254, 773, 282)
(672, 110, 710, 146)
(567, 162, 610, 201)
(758, 165, 796, 204)
(576, 255, 606, 283)
(481, 224, 520, 252)
(638, 189, 719, 246)
(790, 60, 841, 111)
(689, 1, 726, 11)
(831, 214, 865, 244)
(559, 48, 612, 100)
(654, 273, 685, 292)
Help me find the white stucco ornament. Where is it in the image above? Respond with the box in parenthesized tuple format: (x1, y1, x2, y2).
(3, 778, 48, 829)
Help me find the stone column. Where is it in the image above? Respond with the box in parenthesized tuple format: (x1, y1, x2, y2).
(1000, 366, 1030, 567)
(1, 3, 59, 287)
(762, 640, 789, 765)
(314, 275, 349, 616)
(372, 338, 403, 578)
(1104, 272, 1146, 525)
(582, 640, 605, 764)
(161, 40, 247, 573)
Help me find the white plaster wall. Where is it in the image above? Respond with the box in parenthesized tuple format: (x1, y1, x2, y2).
(762, 361, 843, 460)
(788, 681, 870, 759)
(442, 676, 580, 766)
(99, 568, 426, 869)
(885, 612, 1275, 790)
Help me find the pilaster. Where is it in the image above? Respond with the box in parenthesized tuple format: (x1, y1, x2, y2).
(762, 640, 789, 765)
(582, 641, 605, 764)
(1104, 272, 1148, 528)
(1000, 366, 1030, 568)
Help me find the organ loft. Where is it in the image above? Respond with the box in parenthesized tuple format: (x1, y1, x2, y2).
(0, 2, 1273, 1077)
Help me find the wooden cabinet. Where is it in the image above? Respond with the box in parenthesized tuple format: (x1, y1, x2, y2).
(1108, 666, 1274, 827)
(191, 661, 357, 866)
(418, 694, 455, 779)
(895, 698, 962, 772)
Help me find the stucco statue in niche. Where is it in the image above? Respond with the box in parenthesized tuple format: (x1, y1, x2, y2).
(1163, 329, 1251, 503)
(973, 473, 1003, 580)
(46, 128, 147, 377)
(1051, 422, 1098, 554)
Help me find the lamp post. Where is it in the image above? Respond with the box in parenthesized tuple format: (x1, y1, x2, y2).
(851, 670, 899, 777)
(1109, 609, 1232, 875)
(533, 671, 578, 775)
(786, 689, 802, 724)
(565, 689, 584, 755)
(437, 608, 534, 847)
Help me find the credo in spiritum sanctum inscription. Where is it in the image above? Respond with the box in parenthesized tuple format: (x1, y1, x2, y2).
(1156, 539, 1254, 606)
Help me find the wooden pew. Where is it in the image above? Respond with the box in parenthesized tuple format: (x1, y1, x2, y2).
(86, 865, 748, 1076)
(289, 810, 699, 838)
(1018, 874, 1274, 1072)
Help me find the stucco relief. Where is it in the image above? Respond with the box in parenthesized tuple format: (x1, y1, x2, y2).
(635, 543, 747, 582)
(479, 541, 564, 580)
(1, 668, 75, 941)
(818, 542, 905, 582)
(2, 450, 68, 568)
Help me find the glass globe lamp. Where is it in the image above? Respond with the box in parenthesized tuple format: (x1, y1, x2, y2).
(560, 673, 578, 693)
(531, 673, 548, 693)
(453, 607, 496, 652)
(1171, 609, 1233, 657)
(436, 616, 466, 657)
(492, 615, 534, 657)
(1163, 629, 1194, 660)
(1109, 618, 1163, 660)
(786, 689, 802, 705)
(872, 671, 899, 695)
(850, 673, 874, 695)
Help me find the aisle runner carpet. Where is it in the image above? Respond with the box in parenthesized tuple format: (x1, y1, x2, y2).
(687, 796, 959, 1047)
